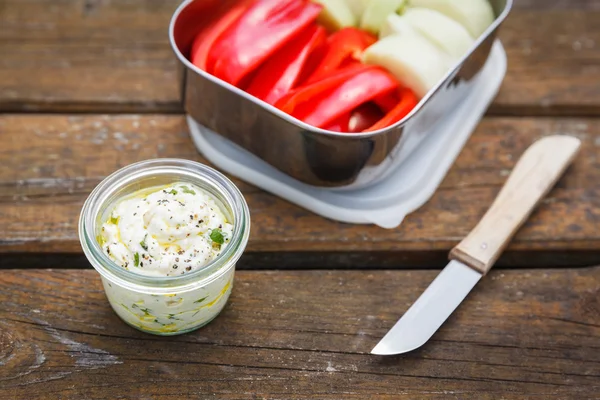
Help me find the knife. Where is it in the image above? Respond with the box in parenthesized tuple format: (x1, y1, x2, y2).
(371, 135, 581, 355)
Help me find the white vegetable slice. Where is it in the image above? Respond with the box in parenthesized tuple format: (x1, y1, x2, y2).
(344, 0, 371, 19)
(409, 0, 495, 38)
(379, 13, 418, 38)
(313, 0, 357, 30)
(402, 8, 475, 59)
(360, 0, 407, 34)
(362, 33, 451, 98)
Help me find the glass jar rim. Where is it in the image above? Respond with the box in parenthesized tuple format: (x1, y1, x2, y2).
(79, 158, 250, 293)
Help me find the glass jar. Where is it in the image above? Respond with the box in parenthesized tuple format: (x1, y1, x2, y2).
(79, 159, 250, 335)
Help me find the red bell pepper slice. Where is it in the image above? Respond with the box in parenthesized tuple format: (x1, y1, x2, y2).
(325, 103, 383, 132)
(208, 0, 322, 86)
(290, 67, 399, 129)
(363, 89, 419, 132)
(189, 2, 250, 71)
(276, 64, 375, 114)
(348, 103, 384, 132)
(324, 113, 351, 132)
(373, 91, 400, 113)
(305, 27, 377, 84)
(246, 24, 326, 105)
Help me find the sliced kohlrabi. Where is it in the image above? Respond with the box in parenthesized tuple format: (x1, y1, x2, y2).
(379, 13, 418, 38)
(402, 8, 475, 59)
(344, 0, 371, 19)
(313, 0, 357, 30)
(360, 0, 407, 34)
(409, 0, 495, 38)
(362, 32, 452, 97)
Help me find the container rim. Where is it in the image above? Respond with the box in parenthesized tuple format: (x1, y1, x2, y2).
(78, 158, 251, 294)
(168, 0, 513, 139)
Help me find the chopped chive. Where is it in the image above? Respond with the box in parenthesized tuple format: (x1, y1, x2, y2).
(140, 234, 148, 251)
(194, 296, 208, 304)
(210, 228, 224, 245)
(139, 307, 151, 315)
(134, 252, 140, 267)
(169, 189, 177, 195)
(181, 185, 196, 195)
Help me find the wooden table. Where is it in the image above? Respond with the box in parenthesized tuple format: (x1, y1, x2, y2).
(1, 1, 599, 398)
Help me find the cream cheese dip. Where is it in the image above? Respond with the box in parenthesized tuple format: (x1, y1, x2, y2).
(79, 159, 250, 335)
(100, 183, 233, 277)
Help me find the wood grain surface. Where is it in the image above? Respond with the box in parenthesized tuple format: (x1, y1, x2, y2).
(0, 0, 599, 115)
(0, 268, 598, 399)
(2, 114, 598, 267)
(2, 1, 599, 398)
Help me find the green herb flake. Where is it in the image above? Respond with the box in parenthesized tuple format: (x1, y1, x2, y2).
(109, 215, 119, 225)
(181, 185, 196, 195)
(134, 252, 140, 267)
(194, 296, 208, 304)
(140, 234, 148, 251)
(169, 189, 178, 195)
(210, 228, 225, 245)
(140, 307, 151, 315)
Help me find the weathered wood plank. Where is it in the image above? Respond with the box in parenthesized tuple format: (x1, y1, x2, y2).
(0, 0, 182, 113)
(0, 268, 598, 399)
(0, 1, 599, 114)
(494, 9, 600, 116)
(515, 0, 599, 9)
(2, 115, 598, 267)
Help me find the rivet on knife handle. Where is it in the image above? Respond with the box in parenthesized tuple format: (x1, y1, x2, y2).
(449, 135, 581, 275)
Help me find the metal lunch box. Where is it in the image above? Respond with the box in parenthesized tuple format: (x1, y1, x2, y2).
(169, 0, 513, 189)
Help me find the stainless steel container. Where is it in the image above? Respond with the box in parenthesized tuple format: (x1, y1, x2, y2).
(170, 0, 512, 189)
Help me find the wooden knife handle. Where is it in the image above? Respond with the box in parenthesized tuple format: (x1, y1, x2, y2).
(449, 135, 581, 275)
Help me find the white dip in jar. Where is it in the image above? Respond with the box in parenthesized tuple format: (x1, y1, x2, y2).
(79, 159, 250, 335)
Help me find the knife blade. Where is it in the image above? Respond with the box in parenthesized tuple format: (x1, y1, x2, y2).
(371, 135, 581, 355)
(371, 260, 480, 355)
